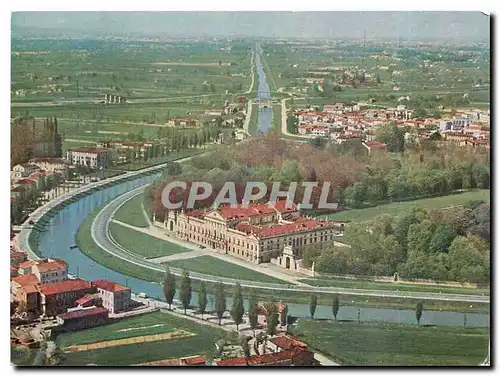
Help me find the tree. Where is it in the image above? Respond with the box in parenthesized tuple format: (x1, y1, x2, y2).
(332, 293, 340, 321)
(248, 290, 259, 336)
(180, 270, 192, 314)
(266, 304, 279, 336)
(231, 283, 245, 331)
(309, 294, 318, 319)
(429, 222, 457, 253)
(416, 301, 423, 325)
(215, 282, 226, 325)
(376, 123, 405, 152)
(163, 268, 176, 310)
(198, 281, 207, 319)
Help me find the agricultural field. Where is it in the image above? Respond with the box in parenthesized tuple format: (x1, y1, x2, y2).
(247, 103, 259, 135)
(56, 311, 236, 366)
(289, 319, 489, 366)
(316, 189, 490, 223)
(165, 255, 287, 284)
(260, 41, 490, 111)
(113, 195, 150, 227)
(11, 39, 252, 102)
(108, 222, 190, 259)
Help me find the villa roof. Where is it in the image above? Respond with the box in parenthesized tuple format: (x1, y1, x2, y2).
(11, 273, 40, 287)
(38, 279, 91, 296)
(92, 279, 130, 293)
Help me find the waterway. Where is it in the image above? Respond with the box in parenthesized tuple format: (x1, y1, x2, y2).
(255, 44, 273, 133)
(34, 45, 489, 329)
(36, 175, 489, 328)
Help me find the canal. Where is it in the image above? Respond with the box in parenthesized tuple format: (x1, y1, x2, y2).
(255, 44, 273, 133)
(36, 174, 489, 328)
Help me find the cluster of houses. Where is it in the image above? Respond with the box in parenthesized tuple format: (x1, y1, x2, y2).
(10, 249, 134, 331)
(294, 102, 490, 150)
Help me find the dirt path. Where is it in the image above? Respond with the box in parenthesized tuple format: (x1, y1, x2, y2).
(64, 329, 194, 353)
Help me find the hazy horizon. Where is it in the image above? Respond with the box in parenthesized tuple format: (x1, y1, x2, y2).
(12, 11, 489, 41)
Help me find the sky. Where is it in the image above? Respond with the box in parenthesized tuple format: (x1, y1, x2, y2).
(11, 11, 490, 41)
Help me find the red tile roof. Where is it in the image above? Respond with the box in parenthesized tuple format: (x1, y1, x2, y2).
(92, 280, 130, 293)
(257, 219, 330, 238)
(11, 274, 40, 287)
(216, 357, 248, 366)
(271, 200, 298, 214)
(270, 334, 308, 351)
(75, 294, 94, 306)
(364, 141, 387, 149)
(181, 356, 206, 365)
(10, 250, 27, 260)
(17, 178, 37, 185)
(57, 306, 109, 320)
(35, 259, 68, 273)
(218, 203, 276, 220)
(38, 279, 91, 296)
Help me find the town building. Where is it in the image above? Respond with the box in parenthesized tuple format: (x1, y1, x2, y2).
(91, 280, 132, 314)
(216, 347, 319, 366)
(12, 163, 40, 179)
(11, 250, 28, 266)
(32, 258, 69, 284)
(30, 157, 70, 179)
(164, 201, 337, 264)
(66, 147, 109, 169)
(363, 141, 388, 155)
(56, 306, 110, 331)
(38, 279, 93, 317)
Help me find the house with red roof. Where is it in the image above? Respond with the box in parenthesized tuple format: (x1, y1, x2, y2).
(166, 200, 337, 264)
(56, 306, 110, 330)
(92, 280, 132, 314)
(32, 258, 68, 284)
(216, 347, 319, 366)
(12, 163, 40, 179)
(38, 279, 93, 317)
(10, 250, 27, 266)
(362, 141, 388, 155)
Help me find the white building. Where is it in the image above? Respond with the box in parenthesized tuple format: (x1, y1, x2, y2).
(66, 147, 108, 169)
(12, 163, 40, 179)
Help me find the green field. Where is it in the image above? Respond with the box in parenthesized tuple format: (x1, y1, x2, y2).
(56, 312, 177, 348)
(299, 278, 489, 296)
(109, 222, 190, 259)
(113, 195, 150, 227)
(289, 319, 489, 366)
(57, 311, 236, 366)
(76, 205, 165, 283)
(318, 190, 490, 222)
(166, 255, 287, 284)
(272, 104, 282, 132)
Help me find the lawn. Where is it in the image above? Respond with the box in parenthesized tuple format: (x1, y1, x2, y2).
(108, 222, 190, 259)
(166, 255, 286, 284)
(113, 195, 150, 228)
(57, 311, 236, 366)
(299, 278, 489, 296)
(272, 104, 282, 132)
(317, 190, 490, 223)
(76, 205, 165, 283)
(289, 319, 490, 366)
(56, 312, 177, 348)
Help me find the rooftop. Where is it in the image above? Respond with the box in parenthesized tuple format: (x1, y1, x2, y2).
(11, 274, 40, 287)
(35, 258, 68, 273)
(92, 279, 130, 293)
(38, 279, 91, 296)
(57, 306, 109, 321)
(270, 334, 308, 351)
(364, 141, 387, 149)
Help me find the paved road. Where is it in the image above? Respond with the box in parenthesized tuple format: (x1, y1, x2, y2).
(92, 188, 490, 304)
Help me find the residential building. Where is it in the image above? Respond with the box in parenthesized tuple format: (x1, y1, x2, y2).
(66, 147, 109, 169)
(216, 348, 319, 366)
(32, 258, 68, 284)
(10, 250, 28, 266)
(30, 157, 70, 179)
(165, 201, 337, 264)
(56, 306, 109, 331)
(38, 279, 93, 317)
(91, 280, 132, 314)
(17, 260, 37, 275)
(11, 274, 40, 295)
(12, 163, 40, 179)
(363, 141, 388, 155)
(15, 284, 39, 315)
